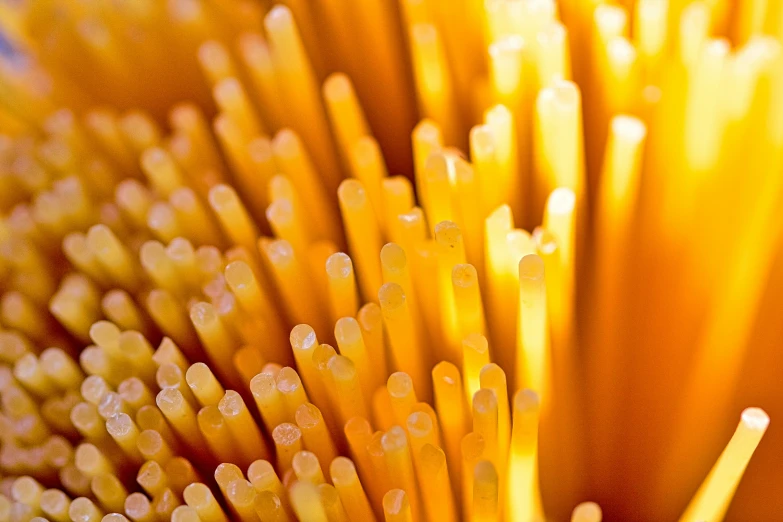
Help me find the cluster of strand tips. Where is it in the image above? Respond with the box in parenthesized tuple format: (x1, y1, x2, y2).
(0, 65, 774, 522)
(0, 313, 772, 522)
(0, 300, 585, 522)
(0, 2, 777, 522)
(0, 20, 589, 519)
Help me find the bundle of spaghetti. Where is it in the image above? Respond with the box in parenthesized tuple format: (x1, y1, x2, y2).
(1, 0, 783, 521)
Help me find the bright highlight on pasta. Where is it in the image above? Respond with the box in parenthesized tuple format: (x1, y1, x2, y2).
(0, 0, 781, 521)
